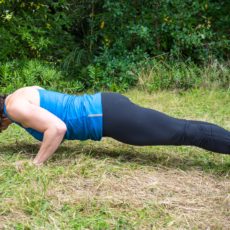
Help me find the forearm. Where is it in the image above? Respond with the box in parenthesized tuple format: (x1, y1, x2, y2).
(33, 127, 65, 165)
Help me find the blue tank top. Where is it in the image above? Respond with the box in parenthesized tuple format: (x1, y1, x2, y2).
(3, 89, 103, 141)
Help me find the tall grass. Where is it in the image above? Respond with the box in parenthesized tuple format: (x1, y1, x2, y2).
(137, 60, 230, 92)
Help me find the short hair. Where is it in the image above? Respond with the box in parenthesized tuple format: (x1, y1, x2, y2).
(0, 95, 8, 127)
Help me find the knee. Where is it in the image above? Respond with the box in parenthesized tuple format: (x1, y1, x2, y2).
(184, 121, 207, 146)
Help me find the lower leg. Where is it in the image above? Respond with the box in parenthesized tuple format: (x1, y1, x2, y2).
(183, 120, 230, 154)
(135, 111, 230, 154)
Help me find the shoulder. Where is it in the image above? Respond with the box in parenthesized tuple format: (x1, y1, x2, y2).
(7, 86, 44, 98)
(5, 86, 44, 111)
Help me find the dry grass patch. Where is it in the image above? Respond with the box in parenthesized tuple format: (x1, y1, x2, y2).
(49, 167, 230, 229)
(155, 169, 230, 229)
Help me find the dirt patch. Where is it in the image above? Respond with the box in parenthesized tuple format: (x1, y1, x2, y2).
(49, 168, 230, 229)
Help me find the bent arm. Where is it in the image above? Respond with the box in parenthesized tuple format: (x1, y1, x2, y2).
(33, 124, 66, 165)
(7, 100, 67, 164)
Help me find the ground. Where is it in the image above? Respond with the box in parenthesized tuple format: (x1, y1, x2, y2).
(0, 89, 229, 229)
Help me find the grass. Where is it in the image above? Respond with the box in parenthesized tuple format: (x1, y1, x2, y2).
(0, 88, 230, 229)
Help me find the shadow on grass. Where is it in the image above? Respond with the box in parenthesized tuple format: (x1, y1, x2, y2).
(0, 141, 229, 175)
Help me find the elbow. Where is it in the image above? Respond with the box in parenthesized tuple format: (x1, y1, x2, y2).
(55, 124, 67, 136)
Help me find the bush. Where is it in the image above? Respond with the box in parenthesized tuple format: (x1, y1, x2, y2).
(68, 0, 229, 61)
(83, 49, 145, 91)
(0, 0, 229, 91)
(0, 0, 75, 62)
(0, 60, 84, 94)
(1, 0, 229, 63)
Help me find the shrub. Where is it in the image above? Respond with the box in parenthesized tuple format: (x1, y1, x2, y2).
(0, 0, 229, 91)
(0, 0, 75, 62)
(0, 60, 84, 94)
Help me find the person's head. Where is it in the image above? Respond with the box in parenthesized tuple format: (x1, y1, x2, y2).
(0, 95, 11, 132)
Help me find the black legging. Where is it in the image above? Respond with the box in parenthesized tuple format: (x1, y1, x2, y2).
(102, 92, 230, 154)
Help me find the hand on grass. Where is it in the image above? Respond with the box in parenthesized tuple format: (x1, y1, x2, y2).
(15, 159, 43, 172)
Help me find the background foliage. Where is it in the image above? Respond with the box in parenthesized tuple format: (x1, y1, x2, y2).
(0, 0, 229, 92)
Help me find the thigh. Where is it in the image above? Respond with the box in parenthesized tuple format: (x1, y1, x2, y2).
(102, 92, 186, 145)
(102, 92, 132, 138)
